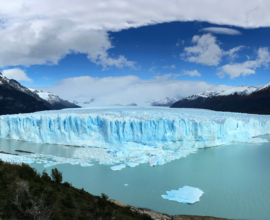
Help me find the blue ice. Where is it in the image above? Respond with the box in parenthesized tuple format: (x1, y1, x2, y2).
(161, 186, 204, 204)
(125, 162, 139, 167)
(0, 107, 269, 168)
(111, 164, 126, 171)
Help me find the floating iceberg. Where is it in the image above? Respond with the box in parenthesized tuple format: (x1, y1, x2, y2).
(0, 107, 269, 168)
(161, 186, 204, 204)
(125, 162, 139, 167)
(111, 164, 126, 171)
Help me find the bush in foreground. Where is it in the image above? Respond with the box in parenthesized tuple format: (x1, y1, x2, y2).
(0, 160, 152, 220)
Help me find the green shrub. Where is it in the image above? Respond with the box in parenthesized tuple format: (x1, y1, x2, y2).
(19, 163, 38, 180)
(63, 181, 71, 187)
(61, 194, 75, 209)
(101, 193, 109, 200)
(42, 170, 51, 182)
(51, 168, 63, 184)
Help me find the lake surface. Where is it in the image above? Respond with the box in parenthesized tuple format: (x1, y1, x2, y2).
(1, 136, 270, 220)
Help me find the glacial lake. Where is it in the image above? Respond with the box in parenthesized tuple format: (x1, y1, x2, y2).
(1, 136, 270, 220)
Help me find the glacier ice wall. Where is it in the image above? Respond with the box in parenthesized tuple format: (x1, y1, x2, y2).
(0, 107, 270, 151)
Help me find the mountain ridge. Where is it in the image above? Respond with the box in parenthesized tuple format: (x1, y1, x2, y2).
(29, 89, 81, 110)
(171, 84, 270, 115)
(0, 73, 51, 115)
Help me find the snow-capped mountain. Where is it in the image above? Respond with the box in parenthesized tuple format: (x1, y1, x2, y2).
(29, 89, 81, 110)
(0, 73, 50, 115)
(171, 84, 270, 115)
(185, 85, 257, 101)
(151, 97, 182, 106)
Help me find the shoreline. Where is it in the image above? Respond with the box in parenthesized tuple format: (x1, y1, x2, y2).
(109, 199, 232, 220)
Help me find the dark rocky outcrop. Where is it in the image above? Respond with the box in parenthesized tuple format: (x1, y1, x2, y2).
(0, 73, 51, 115)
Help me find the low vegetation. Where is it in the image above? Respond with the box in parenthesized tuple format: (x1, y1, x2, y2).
(0, 160, 152, 220)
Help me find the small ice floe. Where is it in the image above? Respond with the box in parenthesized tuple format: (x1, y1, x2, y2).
(148, 156, 165, 166)
(125, 162, 139, 167)
(110, 164, 126, 171)
(161, 186, 204, 204)
(80, 163, 94, 167)
(124, 184, 128, 186)
(103, 163, 114, 165)
(44, 163, 54, 168)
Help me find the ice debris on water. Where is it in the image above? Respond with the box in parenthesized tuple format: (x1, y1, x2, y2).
(80, 163, 94, 167)
(161, 186, 204, 204)
(125, 162, 139, 167)
(110, 164, 126, 171)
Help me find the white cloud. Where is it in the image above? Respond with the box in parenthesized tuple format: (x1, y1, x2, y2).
(182, 34, 245, 66)
(217, 47, 270, 79)
(38, 75, 232, 106)
(183, 70, 201, 77)
(2, 68, 33, 82)
(223, 46, 245, 60)
(163, 65, 176, 69)
(201, 27, 242, 35)
(182, 34, 222, 66)
(0, 0, 270, 68)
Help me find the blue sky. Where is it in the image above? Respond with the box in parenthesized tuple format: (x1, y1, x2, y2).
(1, 1, 270, 105)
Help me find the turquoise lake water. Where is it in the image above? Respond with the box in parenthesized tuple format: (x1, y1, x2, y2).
(1, 136, 270, 220)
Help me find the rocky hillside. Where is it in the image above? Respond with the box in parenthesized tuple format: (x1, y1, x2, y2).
(0, 73, 51, 115)
(29, 89, 81, 110)
(0, 159, 231, 220)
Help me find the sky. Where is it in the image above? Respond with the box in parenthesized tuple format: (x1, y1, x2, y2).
(1, 0, 270, 106)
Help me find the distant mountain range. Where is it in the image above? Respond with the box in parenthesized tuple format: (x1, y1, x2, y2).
(171, 84, 270, 115)
(0, 73, 80, 115)
(29, 89, 80, 110)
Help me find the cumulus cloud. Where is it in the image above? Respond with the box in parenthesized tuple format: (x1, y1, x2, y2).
(183, 70, 201, 77)
(217, 47, 270, 79)
(182, 34, 245, 66)
(1, 0, 270, 68)
(201, 27, 242, 35)
(0, 23, 136, 70)
(37, 75, 233, 106)
(2, 68, 33, 82)
(181, 34, 222, 66)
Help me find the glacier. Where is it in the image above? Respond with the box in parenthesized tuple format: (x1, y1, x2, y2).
(0, 107, 270, 169)
(161, 186, 204, 204)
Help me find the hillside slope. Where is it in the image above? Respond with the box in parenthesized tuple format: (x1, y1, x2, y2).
(0, 73, 51, 115)
(0, 160, 231, 220)
(29, 89, 81, 110)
